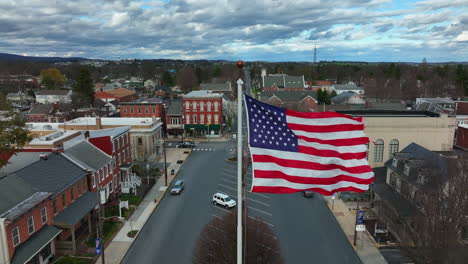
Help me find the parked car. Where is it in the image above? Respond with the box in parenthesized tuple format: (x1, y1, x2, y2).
(303, 190, 314, 198)
(171, 180, 184, 195)
(212, 192, 237, 208)
(177, 141, 196, 148)
(171, 169, 175, 175)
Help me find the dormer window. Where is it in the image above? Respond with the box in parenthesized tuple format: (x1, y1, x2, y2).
(417, 170, 426, 184)
(392, 157, 398, 168)
(404, 164, 410, 176)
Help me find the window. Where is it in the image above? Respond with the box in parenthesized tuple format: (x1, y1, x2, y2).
(207, 102, 211, 112)
(71, 187, 75, 201)
(41, 207, 47, 224)
(214, 101, 219, 111)
(404, 164, 411, 176)
(185, 114, 190, 124)
(193, 115, 197, 124)
(214, 114, 219, 124)
(100, 169, 103, 181)
(138, 107, 142, 114)
(109, 181, 113, 193)
(138, 138, 143, 146)
(192, 102, 197, 112)
(207, 114, 212, 124)
(200, 102, 204, 111)
(61, 193, 66, 208)
(104, 166, 108, 178)
(12, 227, 20, 246)
(145, 107, 149, 114)
(200, 114, 205, 124)
(152, 107, 156, 114)
(185, 102, 190, 111)
(392, 158, 398, 168)
(27, 216, 34, 235)
(389, 139, 399, 158)
(373, 139, 384, 162)
(53, 199, 57, 213)
(92, 174, 96, 187)
(123, 107, 127, 114)
(130, 107, 134, 114)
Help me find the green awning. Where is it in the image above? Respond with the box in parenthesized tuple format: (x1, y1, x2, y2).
(184, 124, 221, 131)
(54, 192, 97, 227)
(11, 225, 62, 264)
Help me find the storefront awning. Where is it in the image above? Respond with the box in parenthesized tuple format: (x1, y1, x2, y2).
(54, 192, 97, 227)
(184, 124, 221, 131)
(11, 225, 62, 264)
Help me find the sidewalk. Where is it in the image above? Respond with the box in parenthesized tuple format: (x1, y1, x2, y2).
(323, 196, 387, 264)
(95, 148, 191, 264)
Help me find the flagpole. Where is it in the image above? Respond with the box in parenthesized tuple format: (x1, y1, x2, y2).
(236, 76, 244, 264)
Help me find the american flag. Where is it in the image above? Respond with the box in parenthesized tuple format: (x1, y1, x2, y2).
(245, 95, 374, 195)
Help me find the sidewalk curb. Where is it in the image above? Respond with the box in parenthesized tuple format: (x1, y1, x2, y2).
(323, 197, 358, 251)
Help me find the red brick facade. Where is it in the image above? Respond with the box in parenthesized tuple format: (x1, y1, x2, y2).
(456, 126, 468, 148)
(121, 104, 165, 119)
(455, 101, 468, 115)
(182, 97, 223, 125)
(5, 198, 53, 260)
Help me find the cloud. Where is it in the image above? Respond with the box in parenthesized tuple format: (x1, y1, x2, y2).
(454, 31, 468, 42)
(0, 0, 466, 62)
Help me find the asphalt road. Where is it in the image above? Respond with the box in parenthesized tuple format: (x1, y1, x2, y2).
(122, 141, 361, 264)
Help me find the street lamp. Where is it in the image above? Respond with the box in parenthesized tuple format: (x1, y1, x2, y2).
(158, 134, 168, 187)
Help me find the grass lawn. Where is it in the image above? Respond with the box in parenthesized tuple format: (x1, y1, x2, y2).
(119, 194, 142, 206)
(54, 256, 93, 264)
(86, 220, 123, 247)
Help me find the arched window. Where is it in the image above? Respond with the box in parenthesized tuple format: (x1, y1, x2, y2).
(192, 102, 197, 112)
(214, 114, 219, 124)
(193, 114, 197, 124)
(200, 114, 205, 124)
(389, 139, 399, 158)
(185, 102, 190, 111)
(373, 139, 384, 162)
(207, 102, 212, 112)
(207, 114, 212, 124)
(214, 101, 219, 111)
(185, 114, 190, 124)
(200, 102, 204, 111)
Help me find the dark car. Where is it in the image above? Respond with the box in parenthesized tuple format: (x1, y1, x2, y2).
(171, 180, 184, 195)
(303, 190, 314, 198)
(177, 141, 196, 148)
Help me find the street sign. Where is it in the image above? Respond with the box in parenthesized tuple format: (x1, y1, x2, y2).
(357, 210, 364, 224)
(332, 193, 336, 200)
(95, 238, 102, 255)
(356, 224, 366, 232)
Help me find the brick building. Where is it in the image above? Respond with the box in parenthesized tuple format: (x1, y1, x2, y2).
(120, 98, 166, 131)
(0, 174, 60, 264)
(262, 74, 306, 91)
(165, 100, 183, 138)
(182, 91, 223, 137)
(259, 91, 318, 112)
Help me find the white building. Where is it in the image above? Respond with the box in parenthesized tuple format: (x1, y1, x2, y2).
(35, 90, 72, 104)
(331, 82, 364, 95)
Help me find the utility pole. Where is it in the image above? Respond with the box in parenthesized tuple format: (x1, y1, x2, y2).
(236, 60, 244, 264)
(163, 133, 168, 186)
(353, 200, 360, 246)
(97, 189, 106, 264)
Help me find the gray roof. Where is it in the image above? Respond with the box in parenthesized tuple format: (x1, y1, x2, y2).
(89, 126, 130, 139)
(200, 82, 231, 91)
(333, 83, 362, 91)
(0, 174, 38, 216)
(36, 90, 70, 96)
(54, 192, 97, 226)
(120, 97, 163, 105)
(373, 182, 419, 218)
(183, 90, 223, 98)
(13, 153, 88, 196)
(167, 100, 182, 116)
(259, 91, 317, 102)
(28, 104, 54, 115)
(263, 74, 305, 89)
(331, 91, 362, 104)
(0, 152, 49, 177)
(11, 225, 62, 264)
(64, 141, 111, 171)
(1, 191, 51, 220)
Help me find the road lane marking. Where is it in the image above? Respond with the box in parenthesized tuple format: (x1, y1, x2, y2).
(211, 214, 222, 220)
(221, 178, 237, 185)
(247, 206, 272, 216)
(213, 206, 234, 214)
(263, 233, 278, 240)
(218, 183, 237, 191)
(222, 168, 236, 174)
(246, 197, 270, 207)
(249, 192, 271, 199)
(222, 173, 237, 180)
(248, 216, 274, 227)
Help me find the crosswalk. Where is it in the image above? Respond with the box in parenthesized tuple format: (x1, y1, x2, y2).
(192, 148, 235, 152)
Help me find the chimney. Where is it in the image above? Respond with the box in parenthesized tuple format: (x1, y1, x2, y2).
(96, 117, 102, 129)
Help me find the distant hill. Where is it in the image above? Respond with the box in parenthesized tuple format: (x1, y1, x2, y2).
(0, 53, 89, 62)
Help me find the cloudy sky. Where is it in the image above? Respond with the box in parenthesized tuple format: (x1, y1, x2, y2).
(1, 0, 467, 62)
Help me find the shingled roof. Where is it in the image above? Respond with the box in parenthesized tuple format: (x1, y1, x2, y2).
(259, 91, 317, 102)
(63, 141, 112, 171)
(263, 74, 305, 89)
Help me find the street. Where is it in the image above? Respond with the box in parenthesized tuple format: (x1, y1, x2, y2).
(122, 141, 361, 264)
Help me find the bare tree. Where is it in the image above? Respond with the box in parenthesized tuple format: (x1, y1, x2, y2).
(193, 211, 283, 264)
(176, 67, 198, 93)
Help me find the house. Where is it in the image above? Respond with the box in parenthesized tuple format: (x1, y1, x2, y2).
(120, 98, 166, 118)
(337, 110, 456, 168)
(373, 143, 468, 245)
(25, 130, 82, 152)
(306, 80, 334, 92)
(8, 153, 96, 255)
(35, 90, 72, 104)
(0, 174, 60, 264)
(331, 91, 366, 105)
(165, 100, 183, 138)
(154, 86, 172, 98)
(200, 82, 232, 98)
(262, 74, 306, 91)
(182, 91, 223, 137)
(414, 97, 455, 114)
(259, 91, 318, 112)
(6, 92, 34, 108)
(60, 117, 163, 161)
(26, 103, 59, 122)
(331, 82, 364, 95)
(86, 127, 138, 195)
(95, 88, 138, 103)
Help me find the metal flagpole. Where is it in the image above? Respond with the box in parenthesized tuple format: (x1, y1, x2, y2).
(236, 77, 244, 264)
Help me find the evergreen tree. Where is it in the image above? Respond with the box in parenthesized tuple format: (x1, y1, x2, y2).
(72, 68, 94, 108)
(162, 71, 174, 86)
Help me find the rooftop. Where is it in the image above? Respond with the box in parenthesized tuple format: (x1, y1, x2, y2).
(88, 126, 131, 139)
(263, 74, 305, 89)
(200, 82, 231, 91)
(333, 82, 363, 90)
(36, 90, 70, 96)
(0, 152, 51, 177)
(260, 91, 317, 101)
(336, 110, 441, 117)
(27, 131, 80, 146)
(63, 141, 111, 171)
(120, 97, 163, 105)
(26, 122, 62, 131)
(64, 117, 161, 126)
(28, 103, 55, 115)
(167, 100, 182, 116)
(183, 90, 223, 98)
